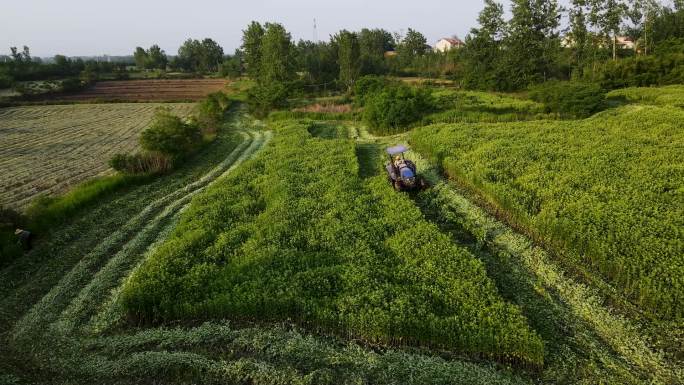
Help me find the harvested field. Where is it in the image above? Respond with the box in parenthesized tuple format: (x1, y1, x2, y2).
(0, 103, 194, 210)
(46, 79, 229, 102)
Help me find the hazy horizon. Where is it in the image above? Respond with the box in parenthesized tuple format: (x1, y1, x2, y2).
(0, 0, 512, 58)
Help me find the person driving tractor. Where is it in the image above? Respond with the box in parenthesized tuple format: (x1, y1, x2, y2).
(394, 155, 405, 169)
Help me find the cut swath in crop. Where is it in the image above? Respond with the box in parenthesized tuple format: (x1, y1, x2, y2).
(121, 119, 544, 366)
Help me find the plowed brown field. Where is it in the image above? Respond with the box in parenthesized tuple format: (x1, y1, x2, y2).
(49, 79, 228, 102)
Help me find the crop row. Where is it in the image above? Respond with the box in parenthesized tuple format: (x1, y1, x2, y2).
(410, 104, 684, 320)
(121, 119, 544, 365)
(0, 103, 194, 209)
(606, 85, 684, 107)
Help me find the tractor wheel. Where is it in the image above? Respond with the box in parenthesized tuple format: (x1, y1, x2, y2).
(419, 177, 428, 190)
(394, 180, 403, 191)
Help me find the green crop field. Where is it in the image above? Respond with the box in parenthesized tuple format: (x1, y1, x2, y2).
(0, 103, 194, 210)
(121, 119, 544, 365)
(606, 85, 684, 107)
(1, 89, 682, 385)
(410, 104, 684, 321)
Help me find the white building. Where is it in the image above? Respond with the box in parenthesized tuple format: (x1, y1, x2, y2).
(435, 37, 465, 52)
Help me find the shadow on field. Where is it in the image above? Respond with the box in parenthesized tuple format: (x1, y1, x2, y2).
(355, 143, 382, 179)
(413, 188, 638, 384)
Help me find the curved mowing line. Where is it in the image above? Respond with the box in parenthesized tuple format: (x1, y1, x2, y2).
(55, 130, 270, 335)
(10, 129, 270, 342)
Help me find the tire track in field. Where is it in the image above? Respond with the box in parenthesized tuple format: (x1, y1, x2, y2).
(10, 127, 271, 343)
(346, 124, 681, 383)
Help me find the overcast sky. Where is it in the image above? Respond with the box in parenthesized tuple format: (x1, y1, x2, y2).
(2, 0, 563, 58)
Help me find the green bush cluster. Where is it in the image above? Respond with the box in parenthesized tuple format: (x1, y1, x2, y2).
(423, 89, 552, 124)
(112, 93, 231, 175)
(528, 81, 605, 118)
(194, 92, 232, 135)
(140, 108, 202, 157)
(362, 82, 434, 135)
(121, 120, 543, 365)
(410, 104, 684, 320)
(353, 75, 390, 106)
(588, 41, 684, 89)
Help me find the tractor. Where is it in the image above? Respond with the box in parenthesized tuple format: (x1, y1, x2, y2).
(385, 145, 427, 191)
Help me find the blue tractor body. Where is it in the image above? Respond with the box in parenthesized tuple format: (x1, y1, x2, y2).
(385, 145, 426, 191)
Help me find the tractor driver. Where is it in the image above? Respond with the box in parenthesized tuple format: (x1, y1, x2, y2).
(394, 155, 405, 169)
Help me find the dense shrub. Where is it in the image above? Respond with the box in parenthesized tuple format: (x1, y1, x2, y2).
(60, 78, 84, 93)
(529, 81, 605, 118)
(585, 42, 684, 89)
(353, 75, 390, 106)
(606, 85, 684, 108)
(140, 108, 202, 158)
(363, 83, 434, 135)
(195, 92, 231, 135)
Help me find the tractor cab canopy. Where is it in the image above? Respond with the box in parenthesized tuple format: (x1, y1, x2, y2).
(386, 145, 409, 156)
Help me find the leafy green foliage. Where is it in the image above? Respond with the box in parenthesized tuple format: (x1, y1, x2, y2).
(246, 23, 296, 116)
(422, 89, 551, 124)
(353, 75, 390, 106)
(362, 83, 434, 135)
(528, 81, 606, 118)
(588, 48, 684, 89)
(174, 38, 224, 73)
(121, 120, 543, 365)
(335, 30, 361, 92)
(410, 104, 684, 320)
(140, 108, 202, 158)
(109, 153, 172, 175)
(0, 74, 13, 89)
(195, 92, 232, 135)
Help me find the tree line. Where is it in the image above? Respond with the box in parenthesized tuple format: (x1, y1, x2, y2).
(2, 0, 683, 95)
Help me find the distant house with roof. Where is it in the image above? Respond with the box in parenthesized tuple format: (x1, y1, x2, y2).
(435, 37, 465, 52)
(561, 35, 636, 51)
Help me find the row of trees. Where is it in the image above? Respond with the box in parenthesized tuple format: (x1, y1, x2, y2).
(134, 39, 225, 72)
(461, 0, 684, 90)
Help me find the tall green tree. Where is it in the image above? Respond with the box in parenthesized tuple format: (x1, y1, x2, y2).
(335, 30, 361, 92)
(248, 23, 296, 114)
(358, 28, 394, 75)
(147, 44, 168, 70)
(177, 38, 223, 73)
(296, 40, 338, 88)
(134, 47, 148, 70)
(462, 0, 507, 89)
(242, 21, 265, 78)
(504, 0, 562, 88)
(569, 0, 591, 77)
(589, 0, 628, 60)
(398, 28, 428, 68)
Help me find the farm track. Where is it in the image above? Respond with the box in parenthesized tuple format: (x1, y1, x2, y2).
(0, 111, 272, 383)
(349, 123, 682, 384)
